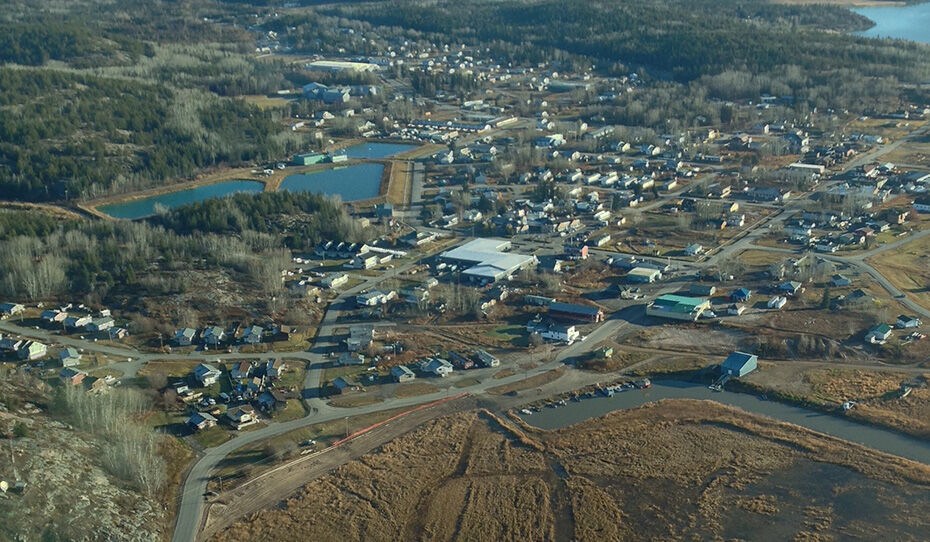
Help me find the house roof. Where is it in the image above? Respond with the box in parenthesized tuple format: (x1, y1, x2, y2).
(549, 302, 602, 317)
(652, 294, 708, 314)
(60, 348, 80, 360)
(188, 412, 217, 425)
(391, 365, 415, 377)
(722, 351, 757, 370)
(869, 324, 892, 335)
(194, 363, 220, 377)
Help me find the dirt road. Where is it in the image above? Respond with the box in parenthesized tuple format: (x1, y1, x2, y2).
(199, 395, 480, 539)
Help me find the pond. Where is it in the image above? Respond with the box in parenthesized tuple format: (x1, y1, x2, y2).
(519, 379, 930, 465)
(342, 142, 418, 159)
(279, 162, 385, 201)
(96, 180, 265, 219)
(853, 3, 930, 44)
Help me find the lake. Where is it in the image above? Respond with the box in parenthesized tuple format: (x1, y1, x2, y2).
(519, 379, 930, 465)
(342, 142, 418, 159)
(279, 162, 385, 201)
(853, 3, 930, 44)
(97, 180, 265, 219)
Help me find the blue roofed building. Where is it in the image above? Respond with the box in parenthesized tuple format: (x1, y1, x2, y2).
(721, 351, 758, 377)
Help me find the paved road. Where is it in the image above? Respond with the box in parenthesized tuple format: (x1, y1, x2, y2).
(171, 301, 647, 542)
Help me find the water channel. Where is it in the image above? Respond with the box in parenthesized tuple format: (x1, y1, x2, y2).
(519, 379, 930, 465)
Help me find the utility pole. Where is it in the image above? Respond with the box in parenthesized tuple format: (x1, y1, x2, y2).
(344, 416, 349, 439)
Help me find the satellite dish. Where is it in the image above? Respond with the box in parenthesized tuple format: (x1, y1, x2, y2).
(0, 480, 8, 493)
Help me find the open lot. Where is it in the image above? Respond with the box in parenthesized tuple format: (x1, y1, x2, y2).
(868, 234, 930, 311)
(210, 402, 930, 542)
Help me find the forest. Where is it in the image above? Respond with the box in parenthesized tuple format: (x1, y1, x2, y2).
(0, 67, 303, 202)
(330, 0, 929, 81)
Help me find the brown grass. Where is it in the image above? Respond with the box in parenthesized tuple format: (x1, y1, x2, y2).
(393, 382, 439, 398)
(211, 400, 930, 542)
(868, 234, 930, 312)
(487, 368, 565, 395)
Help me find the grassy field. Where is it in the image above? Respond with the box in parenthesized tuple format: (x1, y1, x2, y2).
(743, 365, 930, 438)
(328, 394, 383, 408)
(393, 382, 439, 398)
(241, 95, 295, 110)
(485, 325, 527, 345)
(385, 160, 409, 205)
(737, 248, 788, 267)
(211, 402, 930, 542)
(487, 368, 565, 395)
(211, 406, 413, 487)
(868, 234, 930, 311)
(193, 425, 235, 448)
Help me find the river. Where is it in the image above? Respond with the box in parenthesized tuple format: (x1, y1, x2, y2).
(853, 2, 930, 44)
(519, 380, 930, 465)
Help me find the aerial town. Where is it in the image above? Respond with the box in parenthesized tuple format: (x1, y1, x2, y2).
(1, 1, 930, 540)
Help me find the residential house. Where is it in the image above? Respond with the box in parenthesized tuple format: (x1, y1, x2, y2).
(41, 310, 67, 324)
(64, 315, 92, 329)
(831, 274, 852, 287)
(332, 376, 357, 393)
(226, 405, 256, 428)
(87, 317, 115, 332)
(730, 288, 752, 302)
(230, 361, 252, 381)
(337, 352, 366, 366)
(265, 359, 287, 379)
(346, 325, 374, 352)
(540, 324, 580, 344)
(778, 281, 802, 296)
(913, 197, 930, 213)
(84, 375, 108, 394)
(349, 252, 380, 270)
(391, 365, 416, 383)
(684, 243, 703, 256)
(175, 328, 197, 346)
(59, 367, 86, 387)
(356, 290, 397, 307)
(258, 390, 288, 412)
(322, 273, 349, 289)
(721, 352, 758, 377)
(17, 341, 46, 361)
(193, 363, 221, 386)
(187, 412, 217, 431)
(202, 326, 227, 346)
(424, 358, 454, 377)
(865, 324, 893, 344)
(475, 349, 500, 367)
(0, 303, 24, 317)
(242, 325, 263, 345)
(59, 347, 81, 367)
(896, 315, 922, 329)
